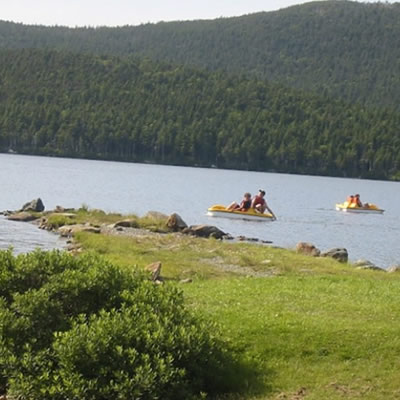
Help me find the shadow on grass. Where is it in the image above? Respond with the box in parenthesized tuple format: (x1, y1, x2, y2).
(201, 346, 274, 399)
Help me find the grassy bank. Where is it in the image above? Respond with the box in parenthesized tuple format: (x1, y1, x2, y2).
(16, 208, 399, 399)
(60, 208, 400, 400)
(185, 276, 400, 399)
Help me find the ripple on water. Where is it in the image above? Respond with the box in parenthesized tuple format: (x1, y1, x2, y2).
(0, 154, 399, 268)
(0, 217, 66, 254)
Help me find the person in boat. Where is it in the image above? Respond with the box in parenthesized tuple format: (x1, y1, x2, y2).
(352, 194, 363, 207)
(227, 192, 252, 211)
(346, 195, 354, 206)
(251, 189, 277, 219)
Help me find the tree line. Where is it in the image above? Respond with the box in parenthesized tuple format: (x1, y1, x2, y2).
(0, 49, 399, 180)
(1, 1, 400, 109)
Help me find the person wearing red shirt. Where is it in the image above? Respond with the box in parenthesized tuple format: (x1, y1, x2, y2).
(251, 189, 277, 220)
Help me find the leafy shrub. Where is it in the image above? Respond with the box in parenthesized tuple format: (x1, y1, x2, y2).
(0, 250, 230, 399)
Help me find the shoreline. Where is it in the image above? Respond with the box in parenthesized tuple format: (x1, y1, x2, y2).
(2, 203, 398, 273)
(2, 204, 400, 399)
(2, 152, 400, 183)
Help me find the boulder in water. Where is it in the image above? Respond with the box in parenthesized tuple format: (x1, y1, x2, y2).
(21, 198, 45, 212)
(7, 212, 39, 222)
(166, 213, 187, 231)
(321, 248, 348, 263)
(353, 259, 383, 271)
(182, 224, 226, 239)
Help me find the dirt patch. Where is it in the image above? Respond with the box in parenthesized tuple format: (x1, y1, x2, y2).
(201, 256, 278, 277)
(327, 382, 373, 397)
(100, 225, 165, 239)
(275, 387, 307, 400)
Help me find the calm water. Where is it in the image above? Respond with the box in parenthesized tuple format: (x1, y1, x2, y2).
(1, 153, 399, 267)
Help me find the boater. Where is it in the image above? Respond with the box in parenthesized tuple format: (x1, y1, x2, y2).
(227, 192, 252, 211)
(251, 189, 277, 219)
(352, 194, 363, 207)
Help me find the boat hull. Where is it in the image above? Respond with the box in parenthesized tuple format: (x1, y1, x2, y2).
(207, 205, 275, 222)
(335, 203, 384, 214)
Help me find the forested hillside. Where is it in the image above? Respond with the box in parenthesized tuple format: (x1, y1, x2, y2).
(1, 1, 400, 108)
(1, 49, 399, 179)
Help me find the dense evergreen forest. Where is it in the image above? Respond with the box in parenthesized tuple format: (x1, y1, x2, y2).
(1, 1, 400, 109)
(1, 49, 399, 179)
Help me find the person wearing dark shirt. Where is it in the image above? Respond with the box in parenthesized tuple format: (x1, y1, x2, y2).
(353, 194, 363, 207)
(227, 192, 252, 211)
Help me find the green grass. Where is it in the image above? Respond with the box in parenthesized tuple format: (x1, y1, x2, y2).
(72, 221, 400, 399)
(76, 232, 236, 280)
(45, 208, 124, 228)
(185, 276, 400, 399)
(76, 230, 357, 279)
(45, 207, 169, 232)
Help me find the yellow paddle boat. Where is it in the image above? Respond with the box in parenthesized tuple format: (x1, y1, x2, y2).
(335, 201, 384, 214)
(207, 205, 275, 221)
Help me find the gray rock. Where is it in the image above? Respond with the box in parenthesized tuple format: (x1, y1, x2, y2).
(354, 259, 385, 271)
(387, 265, 400, 273)
(321, 248, 348, 263)
(113, 219, 139, 228)
(22, 198, 45, 212)
(58, 224, 101, 237)
(183, 224, 226, 239)
(166, 213, 188, 231)
(356, 265, 385, 272)
(354, 259, 375, 267)
(7, 212, 38, 222)
(180, 278, 193, 284)
(353, 259, 383, 270)
(296, 242, 321, 257)
(0, 210, 13, 216)
(222, 234, 234, 240)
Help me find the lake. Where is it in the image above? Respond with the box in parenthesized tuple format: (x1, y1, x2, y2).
(1, 153, 399, 268)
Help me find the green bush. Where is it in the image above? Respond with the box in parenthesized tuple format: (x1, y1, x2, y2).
(0, 250, 230, 399)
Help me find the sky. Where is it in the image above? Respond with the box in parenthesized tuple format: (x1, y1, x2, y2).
(0, 0, 393, 27)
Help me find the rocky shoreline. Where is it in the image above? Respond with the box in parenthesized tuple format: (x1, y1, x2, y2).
(2, 198, 400, 273)
(294, 241, 400, 272)
(0, 198, 267, 253)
